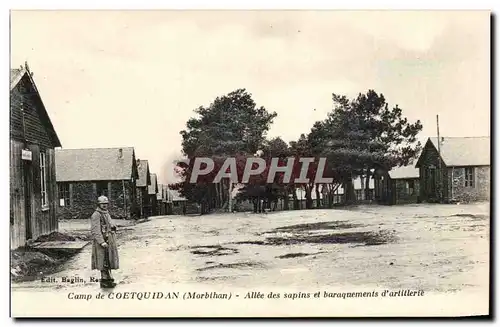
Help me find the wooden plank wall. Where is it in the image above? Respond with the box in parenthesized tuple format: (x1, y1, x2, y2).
(28, 143, 40, 240)
(47, 148, 58, 233)
(29, 145, 58, 242)
(10, 141, 58, 249)
(10, 140, 26, 249)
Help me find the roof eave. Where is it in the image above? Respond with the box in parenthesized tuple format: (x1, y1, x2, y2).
(12, 67, 62, 147)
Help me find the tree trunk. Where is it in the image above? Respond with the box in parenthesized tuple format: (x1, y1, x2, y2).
(344, 178, 356, 205)
(283, 187, 290, 210)
(292, 187, 299, 210)
(305, 186, 313, 209)
(315, 184, 321, 208)
(360, 168, 365, 202)
(228, 181, 233, 212)
(365, 169, 371, 201)
(216, 183, 221, 208)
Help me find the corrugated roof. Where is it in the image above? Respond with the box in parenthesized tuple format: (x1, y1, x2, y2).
(136, 160, 150, 187)
(56, 147, 135, 182)
(428, 137, 490, 166)
(388, 165, 419, 179)
(148, 174, 158, 195)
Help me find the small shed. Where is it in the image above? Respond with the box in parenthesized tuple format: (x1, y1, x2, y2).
(374, 165, 420, 205)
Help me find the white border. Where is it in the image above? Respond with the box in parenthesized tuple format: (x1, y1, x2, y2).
(2, 1, 497, 325)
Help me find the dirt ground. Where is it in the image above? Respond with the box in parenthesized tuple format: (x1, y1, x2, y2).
(11, 202, 489, 294)
(10, 219, 139, 282)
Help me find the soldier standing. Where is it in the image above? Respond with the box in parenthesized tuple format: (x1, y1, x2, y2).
(90, 196, 119, 288)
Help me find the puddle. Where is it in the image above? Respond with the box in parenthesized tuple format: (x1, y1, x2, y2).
(230, 241, 266, 245)
(190, 245, 239, 256)
(196, 275, 237, 282)
(276, 251, 327, 259)
(270, 221, 364, 233)
(452, 214, 489, 220)
(196, 261, 265, 271)
(266, 230, 397, 246)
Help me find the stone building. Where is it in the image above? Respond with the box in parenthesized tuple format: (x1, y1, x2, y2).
(55, 147, 139, 219)
(415, 137, 490, 203)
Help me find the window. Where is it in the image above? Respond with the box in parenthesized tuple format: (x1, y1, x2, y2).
(58, 183, 70, 207)
(408, 180, 415, 195)
(173, 201, 179, 207)
(40, 152, 48, 208)
(96, 181, 109, 197)
(465, 167, 475, 187)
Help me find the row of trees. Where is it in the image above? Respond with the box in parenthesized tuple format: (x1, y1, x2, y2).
(169, 88, 423, 214)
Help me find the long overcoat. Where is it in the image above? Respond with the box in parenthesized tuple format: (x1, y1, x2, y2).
(90, 208, 119, 270)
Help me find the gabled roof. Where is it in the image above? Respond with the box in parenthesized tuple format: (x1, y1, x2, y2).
(11, 63, 62, 147)
(10, 68, 24, 89)
(56, 147, 136, 182)
(156, 183, 164, 201)
(388, 165, 419, 179)
(417, 137, 490, 167)
(162, 185, 169, 202)
(136, 159, 151, 187)
(148, 173, 158, 195)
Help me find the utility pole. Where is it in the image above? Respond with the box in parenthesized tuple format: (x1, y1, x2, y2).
(436, 115, 442, 203)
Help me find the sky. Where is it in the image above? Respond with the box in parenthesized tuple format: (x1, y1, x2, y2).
(10, 10, 490, 185)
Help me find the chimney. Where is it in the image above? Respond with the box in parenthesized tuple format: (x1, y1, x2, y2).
(118, 148, 123, 158)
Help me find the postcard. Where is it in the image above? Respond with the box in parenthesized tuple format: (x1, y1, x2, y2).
(10, 9, 490, 318)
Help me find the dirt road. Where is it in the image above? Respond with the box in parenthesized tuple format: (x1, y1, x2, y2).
(12, 202, 489, 291)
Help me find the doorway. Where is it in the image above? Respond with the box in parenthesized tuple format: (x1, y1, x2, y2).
(427, 167, 437, 200)
(23, 160, 33, 241)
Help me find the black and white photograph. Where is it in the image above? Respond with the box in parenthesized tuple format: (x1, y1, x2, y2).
(9, 10, 491, 317)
